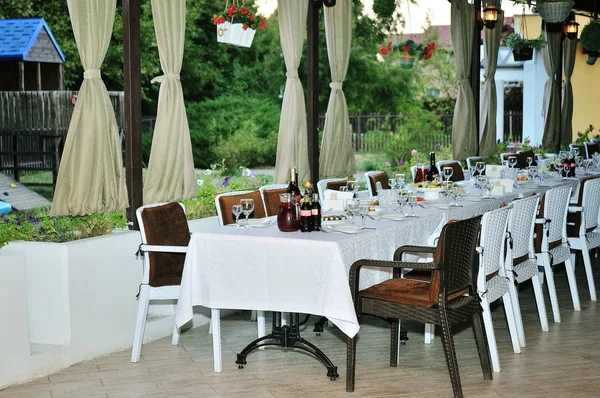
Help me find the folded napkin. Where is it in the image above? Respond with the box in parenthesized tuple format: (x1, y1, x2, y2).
(323, 189, 355, 211)
(486, 165, 506, 178)
(489, 178, 513, 195)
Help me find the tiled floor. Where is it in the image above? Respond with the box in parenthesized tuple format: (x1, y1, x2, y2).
(2, 260, 600, 397)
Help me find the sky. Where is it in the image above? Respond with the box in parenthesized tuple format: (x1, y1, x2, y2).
(255, 0, 527, 34)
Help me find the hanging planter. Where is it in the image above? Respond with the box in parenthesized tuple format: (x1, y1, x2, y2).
(373, 0, 397, 20)
(213, 1, 266, 48)
(535, 0, 574, 23)
(506, 33, 546, 62)
(580, 19, 600, 66)
(379, 39, 436, 70)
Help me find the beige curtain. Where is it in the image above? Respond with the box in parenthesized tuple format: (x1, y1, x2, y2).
(451, 0, 476, 160)
(274, 0, 310, 184)
(561, 37, 576, 147)
(542, 25, 562, 150)
(51, 0, 128, 216)
(479, 1, 503, 157)
(144, 0, 196, 204)
(319, 0, 356, 178)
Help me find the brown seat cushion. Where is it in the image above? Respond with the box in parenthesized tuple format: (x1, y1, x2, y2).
(360, 278, 436, 307)
(326, 179, 349, 191)
(516, 150, 537, 169)
(440, 161, 465, 181)
(262, 188, 287, 217)
(218, 191, 266, 225)
(368, 172, 390, 194)
(141, 202, 190, 287)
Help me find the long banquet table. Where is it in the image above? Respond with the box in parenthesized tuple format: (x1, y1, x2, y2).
(175, 176, 581, 373)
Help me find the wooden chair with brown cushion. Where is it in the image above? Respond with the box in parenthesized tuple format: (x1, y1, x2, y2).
(215, 190, 266, 226)
(365, 171, 390, 197)
(259, 184, 288, 217)
(132, 202, 197, 362)
(346, 216, 491, 398)
(437, 160, 465, 181)
(316, 178, 347, 203)
(516, 149, 537, 169)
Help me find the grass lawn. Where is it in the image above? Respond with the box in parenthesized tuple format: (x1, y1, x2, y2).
(18, 171, 54, 201)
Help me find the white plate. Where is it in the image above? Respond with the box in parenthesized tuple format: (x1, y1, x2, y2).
(246, 218, 276, 228)
(322, 215, 352, 226)
(415, 186, 443, 192)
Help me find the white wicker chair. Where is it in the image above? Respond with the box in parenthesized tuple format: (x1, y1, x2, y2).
(567, 177, 600, 302)
(259, 184, 288, 216)
(477, 205, 521, 373)
(214, 190, 268, 226)
(505, 194, 549, 348)
(535, 186, 580, 323)
(316, 178, 347, 203)
(364, 171, 384, 197)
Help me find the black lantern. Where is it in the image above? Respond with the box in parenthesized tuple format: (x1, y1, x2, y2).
(564, 19, 579, 39)
(482, 5, 498, 29)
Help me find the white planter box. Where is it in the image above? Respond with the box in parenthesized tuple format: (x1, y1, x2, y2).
(216, 22, 256, 47)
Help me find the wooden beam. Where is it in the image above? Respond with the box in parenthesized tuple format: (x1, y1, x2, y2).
(123, 0, 143, 229)
(58, 64, 64, 91)
(36, 63, 42, 90)
(471, 0, 481, 156)
(307, 0, 320, 183)
(18, 61, 25, 90)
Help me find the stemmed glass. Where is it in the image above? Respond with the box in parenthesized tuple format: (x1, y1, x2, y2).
(395, 174, 406, 189)
(443, 167, 454, 183)
(508, 156, 517, 169)
(239, 198, 255, 227)
(448, 186, 462, 207)
(346, 180, 357, 196)
(527, 166, 539, 184)
(406, 195, 418, 217)
(388, 178, 398, 190)
(397, 190, 409, 215)
(563, 164, 571, 178)
(527, 156, 533, 167)
(476, 161, 486, 176)
(232, 204, 243, 227)
(346, 198, 360, 220)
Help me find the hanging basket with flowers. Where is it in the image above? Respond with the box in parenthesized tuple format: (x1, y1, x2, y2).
(580, 19, 600, 65)
(379, 39, 436, 69)
(535, 0, 574, 23)
(213, 1, 267, 48)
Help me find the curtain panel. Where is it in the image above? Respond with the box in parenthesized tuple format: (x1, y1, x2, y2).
(319, 0, 356, 179)
(451, 0, 476, 161)
(274, 0, 310, 184)
(51, 0, 128, 216)
(561, 37, 577, 147)
(479, 1, 503, 157)
(541, 26, 562, 151)
(144, 0, 197, 204)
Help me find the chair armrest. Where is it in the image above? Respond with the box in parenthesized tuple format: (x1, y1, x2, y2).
(393, 245, 436, 261)
(535, 218, 546, 224)
(141, 244, 188, 254)
(568, 206, 583, 213)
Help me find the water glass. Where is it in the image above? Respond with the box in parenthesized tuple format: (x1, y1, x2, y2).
(508, 156, 517, 169)
(395, 174, 406, 188)
(443, 167, 454, 182)
(476, 161, 486, 176)
(240, 198, 255, 227)
(346, 180, 357, 194)
(527, 166, 539, 182)
(232, 204, 243, 227)
(345, 198, 360, 219)
(406, 195, 418, 217)
(527, 156, 533, 167)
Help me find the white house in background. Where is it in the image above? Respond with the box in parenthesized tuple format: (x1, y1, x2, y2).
(481, 46, 547, 146)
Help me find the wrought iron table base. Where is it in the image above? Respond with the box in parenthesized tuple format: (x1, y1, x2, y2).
(236, 312, 339, 380)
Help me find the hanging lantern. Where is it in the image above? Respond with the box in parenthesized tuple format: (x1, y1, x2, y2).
(564, 19, 579, 39)
(482, 5, 499, 29)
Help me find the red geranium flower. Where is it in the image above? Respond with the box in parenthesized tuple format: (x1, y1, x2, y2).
(402, 45, 410, 52)
(249, 13, 255, 22)
(386, 41, 392, 51)
(380, 46, 388, 55)
(242, 24, 249, 31)
(213, 5, 266, 33)
(423, 51, 432, 60)
(259, 18, 266, 29)
(241, 6, 249, 15)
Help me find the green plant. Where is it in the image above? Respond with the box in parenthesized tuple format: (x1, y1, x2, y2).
(380, 40, 436, 60)
(505, 33, 546, 53)
(580, 19, 600, 53)
(372, 0, 397, 20)
(575, 124, 596, 144)
(213, 128, 277, 170)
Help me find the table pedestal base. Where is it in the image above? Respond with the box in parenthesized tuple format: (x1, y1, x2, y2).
(235, 312, 339, 380)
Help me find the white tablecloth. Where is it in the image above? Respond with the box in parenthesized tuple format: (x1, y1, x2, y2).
(175, 178, 580, 339)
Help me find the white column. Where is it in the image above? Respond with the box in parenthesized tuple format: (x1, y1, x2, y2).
(496, 79, 505, 143)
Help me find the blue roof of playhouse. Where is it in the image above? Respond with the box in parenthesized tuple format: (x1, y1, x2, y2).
(0, 18, 65, 61)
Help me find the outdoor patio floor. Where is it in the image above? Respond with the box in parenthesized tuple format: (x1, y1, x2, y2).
(2, 258, 600, 398)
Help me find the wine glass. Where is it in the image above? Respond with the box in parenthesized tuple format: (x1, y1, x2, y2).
(346, 180, 357, 194)
(476, 161, 486, 176)
(443, 167, 454, 183)
(563, 164, 571, 178)
(407, 195, 418, 217)
(240, 198, 255, 227)
(527, 156, 533, 167)
(388, 178, 398, 190)
(508, 156, 517, 169)
(345, 198, 360, 219)
(232, 204, 243, 227)
(397, 190, 409, 215)
(395, 174, 406, 189)
(527, 166, 538, 183)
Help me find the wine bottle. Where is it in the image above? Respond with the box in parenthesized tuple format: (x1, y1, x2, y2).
(286, 167, 301, 201)
(312, 193, 321, 231)
(426, 152, 439, 182)
(300, 195, 313, 232)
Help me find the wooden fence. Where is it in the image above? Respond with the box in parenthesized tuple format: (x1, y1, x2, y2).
(0, 91, 124, 188)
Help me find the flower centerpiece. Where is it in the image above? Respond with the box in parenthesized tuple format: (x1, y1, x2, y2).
(379, 40, 436, 69)
(213, 2, 267, 48)
(580, 19, 600, 65)
(506, 33, 546, 61)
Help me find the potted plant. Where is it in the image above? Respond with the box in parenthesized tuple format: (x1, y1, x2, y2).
(379, 40, 436, 69)
(580, 19, 600, 65)
(213, 1, 266, 48)
(506, 33, 546, 61)
(534, 0, 574, 23)
(373, 0, 397, 20)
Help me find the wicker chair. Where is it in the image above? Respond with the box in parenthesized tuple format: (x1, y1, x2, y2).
(476, 206, 521, 373)
(316, 178, 347, 203)
(516, 149, 538, 168)
(535, 186, 580, 323)
(569, 143, 587, 159)
(437, 160, 466, 181)
(259, 184, 288, 217)
(365, 171, 389, 197)
(505, 194, 549, 348)
(215, 190, 267, 226)
(567, 177, 600, 302)
(347, 216, 492, 398)
(584, 141, 600, 159)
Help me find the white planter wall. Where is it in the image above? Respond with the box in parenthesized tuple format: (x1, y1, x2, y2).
(0, 225, 212, 389)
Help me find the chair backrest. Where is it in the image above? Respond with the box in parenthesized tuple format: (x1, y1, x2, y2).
(136, 202, 189, 287)
(516, 149, 537, 169)
(316, 178, 347, 202)
(569, 143, 587, 159)
(479, 206, 511, 279)
(535, 186, 572, 251)
(215, 190, 266, 226)
(259, 184, 288, 217)
(466, 156, 482, 171)
(585, 141, 600, 159)
(436, 216, 482, 298)
(437, 160, 465, 181)
(581, 177, 600, 233)
(365, 171, 389, 196)
(507, 194, 540, 264)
